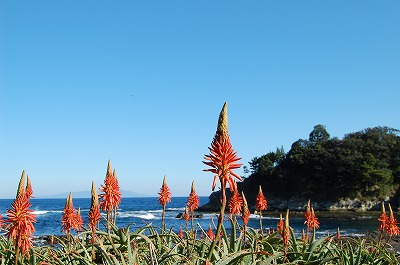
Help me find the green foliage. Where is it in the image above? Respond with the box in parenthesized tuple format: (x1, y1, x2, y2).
(244, 126, 400, 202)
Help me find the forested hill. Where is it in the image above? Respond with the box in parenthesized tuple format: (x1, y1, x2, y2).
(199, 126, 400, 211)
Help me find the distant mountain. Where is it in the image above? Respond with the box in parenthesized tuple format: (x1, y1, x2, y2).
(39, 190, 150, 198)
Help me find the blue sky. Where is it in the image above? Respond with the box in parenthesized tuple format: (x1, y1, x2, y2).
(1, 1, 399, 198)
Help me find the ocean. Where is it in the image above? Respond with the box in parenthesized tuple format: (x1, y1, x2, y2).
(0, 197, 379, 238)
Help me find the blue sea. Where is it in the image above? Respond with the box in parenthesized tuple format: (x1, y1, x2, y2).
(0, 197, 379, 238)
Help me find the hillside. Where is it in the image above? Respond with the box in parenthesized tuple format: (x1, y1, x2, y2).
(199, 126, 400, 211)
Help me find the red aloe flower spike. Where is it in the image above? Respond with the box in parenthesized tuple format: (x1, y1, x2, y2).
(99, 160, 121, 214)
(88, 181, 101, 233)
(73, 208, 84, 232)
(5, 171, 36, 260)
(158, 176, 172, 206)
(61, 193, 78, 241)
(204, 102, 242, 260)
(25, 175, 33, 199)
(386, 204, 400, 236)
(241, 192, 250, 227)
(203, 102, 242, 192)
(378, 202, 389, 232)
(228, 189, 243, 217)
(183, 206, 190, 223)
(305, 206, 320, 230)
(310, 208, 320, 229)
(88, 181, 101, 261)
(277, 214, 284, 232)
(256, 185, 267, 233)
(178, 225, 184, 239)
(304, 200, 312, 225)
(187, 181, 200, 212)
(282, 209, 291, 250)
(337, 227, 341, 241)
(241, 192, 250, 243)
(158, 176, 171, 229)
(206, 225, 215, 241)
(255, 186, 268, 212)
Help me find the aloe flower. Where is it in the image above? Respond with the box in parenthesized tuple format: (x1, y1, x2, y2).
(25, 175, 33, 199)
(183, 206, 190, 223)
(88, 181, 101, 233)
(203, 102, 242, 192)
(256, 186, 267, 232)
(203, 102, 242, 259)
(99, 160, 121, 226)
(241, 192, 250, 242)
(206, 225, 215, 241)
(186, 181, 200, 231)
(305, 206, 320, 230)
(378, 202, 389, 232)
(281, 210, 291, 255)
(158, 176, 171, 228)
(386, 204, 400, 236)
(73, 208, 84, 232)
(5, 171, 36, 261)
(228, 189, 243, 217)
(277, 214, 284, 232)
(178, 225, 184, 239)
(186, 181, 200, 212)
(241, 192, 250, 227)
(61, 193, 78, 241)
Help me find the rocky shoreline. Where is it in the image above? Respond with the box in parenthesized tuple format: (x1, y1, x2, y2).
(198, 190, 395, 212)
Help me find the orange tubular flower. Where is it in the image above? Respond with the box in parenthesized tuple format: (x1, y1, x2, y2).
(61, 193, 78, 235)
(25, 175, 33, 199)
(386, 204, 400, 236)
(183, 206, 190, 223)
(206, 225, 215, 241)
(99, 160, 122, 213)
(158, 176, 172, 206)
(88, 181, 101, 233)
(378, 202, 389, 232)
(228, 189, 243, 216)
(277, 214, 284, 232)
(73, 208, 84, 232)
(5, 171, 36, 257)
(305, 206, 320, 230)
(282, 210, 291, 247)
(186, 181, 200, 212)
(178, 225, 184, 239)
(255, 186, 267, 212)
(203, 102, 242, 192)
(241, 192, 250, 227)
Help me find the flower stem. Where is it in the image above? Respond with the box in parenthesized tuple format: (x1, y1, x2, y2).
(207, 183, 226, 260)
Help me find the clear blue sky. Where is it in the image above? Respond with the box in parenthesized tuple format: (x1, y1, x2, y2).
(1, 1, 399, 199)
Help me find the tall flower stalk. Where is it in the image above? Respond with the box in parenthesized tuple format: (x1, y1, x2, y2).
(241, 192, 250, 243)
(99, 160, 122, 231)
(203, 102, 242, 260)
(158, 176, 171, 230)
(186, 181, 200, 232)
(61, 192, 78, 244)
(88, 181, 101, 261)
(255, 185, 267, 233)
(5, 171, 36, 265)
(304, 200, 319, 241)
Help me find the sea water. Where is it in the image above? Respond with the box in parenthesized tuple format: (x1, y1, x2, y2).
(0, 197, 379, 237)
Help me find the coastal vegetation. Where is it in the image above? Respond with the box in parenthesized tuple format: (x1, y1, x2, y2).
(201, 125, 400, 211)
(0, 102, 399, 264)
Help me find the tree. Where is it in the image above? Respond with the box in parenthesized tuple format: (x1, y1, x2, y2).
(309, 124, 330, 144)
